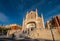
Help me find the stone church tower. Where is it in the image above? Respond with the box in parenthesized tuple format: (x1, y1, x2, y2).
(22, 9, 45, 31)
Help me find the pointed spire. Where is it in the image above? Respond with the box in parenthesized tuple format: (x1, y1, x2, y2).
(36, 8, 38, 18)
(22, 18, 24, 28)
(26, 11, 29, 18)
(27, 11, 28, 14)
(36, 8, 37, 12)
(23, 18, 24, 25)
(22, 18, 25, 31)
(41, 13, 43, 18)
(41, 13, 45, 28)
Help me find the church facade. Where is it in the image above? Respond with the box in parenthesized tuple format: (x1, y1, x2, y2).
(22, 9, 45, 31)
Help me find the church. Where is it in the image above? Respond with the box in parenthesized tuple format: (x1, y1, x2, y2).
(6, 9, 60, 41)
(22, 9, 45, 32)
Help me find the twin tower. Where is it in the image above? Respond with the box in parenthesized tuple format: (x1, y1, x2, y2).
(22, 9, 45, 31)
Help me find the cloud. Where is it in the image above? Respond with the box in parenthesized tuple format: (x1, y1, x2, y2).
(0, 13, 9, 23)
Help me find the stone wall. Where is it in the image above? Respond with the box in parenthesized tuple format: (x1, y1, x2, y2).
(52, 29, 60, 40)
(28, 28, 60, 41)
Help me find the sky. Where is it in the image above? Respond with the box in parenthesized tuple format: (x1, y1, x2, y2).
(0, 0, 60, 26)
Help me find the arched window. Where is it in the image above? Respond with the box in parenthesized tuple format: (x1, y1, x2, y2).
(26, 22, 36, 29)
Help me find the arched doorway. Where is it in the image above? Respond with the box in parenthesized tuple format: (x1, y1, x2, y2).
(26, 22, 36, 34)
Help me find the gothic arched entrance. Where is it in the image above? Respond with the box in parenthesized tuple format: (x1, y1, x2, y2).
(25, 22, 36, 34)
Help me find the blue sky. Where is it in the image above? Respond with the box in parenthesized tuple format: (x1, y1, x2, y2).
(0, 0, 60, 26)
